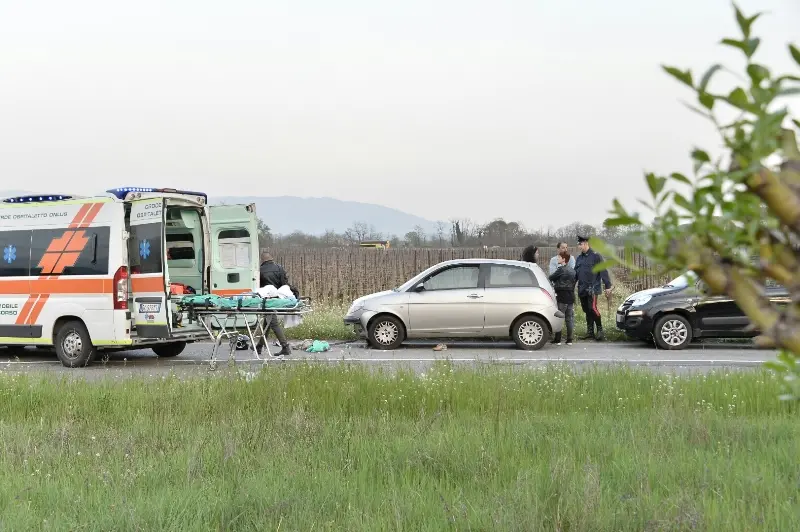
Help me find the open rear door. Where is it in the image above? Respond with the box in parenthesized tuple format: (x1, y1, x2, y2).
(129, 199, 171, 338)
(208, 204, 260, 296)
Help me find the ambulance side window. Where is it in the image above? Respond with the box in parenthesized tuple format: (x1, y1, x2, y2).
(128, 223, 163, 274)
(0, 230, 32, 277)
(29, 227, 111, 276)
(218, 229, 251, 269)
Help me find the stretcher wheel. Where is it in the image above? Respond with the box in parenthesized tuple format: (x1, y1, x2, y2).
(235, 335, 250, 350)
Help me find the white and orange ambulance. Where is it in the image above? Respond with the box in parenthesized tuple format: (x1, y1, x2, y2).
(0, 187, 260, 367)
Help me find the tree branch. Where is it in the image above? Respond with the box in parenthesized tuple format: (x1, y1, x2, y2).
(780, 128, 800, 186)
(746, 167, 800, 235)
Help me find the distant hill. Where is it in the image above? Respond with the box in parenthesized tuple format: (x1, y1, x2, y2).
(0, 189, 440, 237)
(216, 196, 440, 237)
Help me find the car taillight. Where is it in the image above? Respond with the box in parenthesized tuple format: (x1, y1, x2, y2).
(113, 266, 128, 310)
(540, 287, 554, 304)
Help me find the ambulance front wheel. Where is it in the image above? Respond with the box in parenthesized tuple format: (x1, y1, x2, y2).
(54, 320, 97, 368)
(152, 342, 187, 358)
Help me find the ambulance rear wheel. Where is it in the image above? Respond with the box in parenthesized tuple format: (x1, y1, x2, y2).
(54, 321, 97, 368)
(152, 342, 187, 358)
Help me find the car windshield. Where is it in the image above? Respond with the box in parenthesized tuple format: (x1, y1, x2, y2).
(395, 263, 468, 292)
(664, 272, 694, 288)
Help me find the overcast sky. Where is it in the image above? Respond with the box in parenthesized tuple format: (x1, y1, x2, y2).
(0, 0, 798, 230)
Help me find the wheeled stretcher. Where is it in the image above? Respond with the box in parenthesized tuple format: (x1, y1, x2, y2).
(176, 294, 313, 368)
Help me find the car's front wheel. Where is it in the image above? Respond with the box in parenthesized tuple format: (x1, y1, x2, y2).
(512, 315, 549, 351)
(367, 315, 405, 350)
(653, 314, 692, 350)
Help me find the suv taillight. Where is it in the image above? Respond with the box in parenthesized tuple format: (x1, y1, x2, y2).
(114, 266, 128, 310)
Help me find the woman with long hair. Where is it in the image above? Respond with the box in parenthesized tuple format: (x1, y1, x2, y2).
(521, 245, 539, 264)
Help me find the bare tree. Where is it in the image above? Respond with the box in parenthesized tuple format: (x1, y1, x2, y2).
(435, 221, 447, 247)
(344, 221, 370, 244)
(450, 218, 475, 247)
(413, 225, 426, 246)
(404, 230, 422, 247)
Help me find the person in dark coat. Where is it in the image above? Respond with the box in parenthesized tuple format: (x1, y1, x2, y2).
(521, 245, 539, 264)
(548, 251, 577, 345)
(573, 235, 613, 340)
(259, 252, 289, 290)
(256, 252, 292, 356)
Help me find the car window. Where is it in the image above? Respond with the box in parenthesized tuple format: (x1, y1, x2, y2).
(423, 266, 479, 291)
(487, 265, 536, 288)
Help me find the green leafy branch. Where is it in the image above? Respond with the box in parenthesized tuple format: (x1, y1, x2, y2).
(595, 2, 800, 400)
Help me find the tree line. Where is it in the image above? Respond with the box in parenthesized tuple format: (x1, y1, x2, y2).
(258, 218, 636, 249)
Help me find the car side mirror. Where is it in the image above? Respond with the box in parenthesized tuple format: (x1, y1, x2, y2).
(695, 280, 709, 294)
(414, 284, 426, 292)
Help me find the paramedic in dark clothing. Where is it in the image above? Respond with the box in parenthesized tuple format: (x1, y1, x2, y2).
(548, 251, 576, 345)
(259, 252, 289, 289)
(574, 235, 613, 341)
(256, 252, 292, 356)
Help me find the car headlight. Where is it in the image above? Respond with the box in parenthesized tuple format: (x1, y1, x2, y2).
(346, 302, 365, 316)
(628, 294, 652, 308)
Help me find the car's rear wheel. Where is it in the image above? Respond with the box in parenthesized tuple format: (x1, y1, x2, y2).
(54, 320, 97, 367)
(367, 315, 405, 350)
(653, 314, 692, 350)
(512, 315, 549, 351)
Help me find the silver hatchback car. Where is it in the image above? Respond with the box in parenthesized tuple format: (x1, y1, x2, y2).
(343, 259, 564, 350)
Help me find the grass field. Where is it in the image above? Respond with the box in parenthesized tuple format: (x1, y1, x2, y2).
(0, 363, 796, 530)
(284, 290, 632, 342)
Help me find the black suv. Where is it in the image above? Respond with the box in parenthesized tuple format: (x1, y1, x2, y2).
(616, 272, 790, 349)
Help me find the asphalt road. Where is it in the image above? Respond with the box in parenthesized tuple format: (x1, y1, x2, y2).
(0, 339, 779, 380)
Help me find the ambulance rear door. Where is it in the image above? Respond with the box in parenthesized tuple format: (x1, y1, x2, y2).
(208, 204, 260, 296)
(128, 198, 171, 338)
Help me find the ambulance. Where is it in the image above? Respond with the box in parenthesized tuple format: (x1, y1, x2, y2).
(0, 187, 260, 367)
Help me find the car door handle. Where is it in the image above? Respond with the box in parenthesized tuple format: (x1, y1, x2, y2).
(467, 294, 483, 299)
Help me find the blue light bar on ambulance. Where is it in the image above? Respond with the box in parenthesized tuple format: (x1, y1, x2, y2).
(106, 187, 208, 202)
(3, 195, 74, 203)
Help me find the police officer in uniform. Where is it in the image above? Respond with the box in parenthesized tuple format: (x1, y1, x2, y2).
(573, 235, 613, 340)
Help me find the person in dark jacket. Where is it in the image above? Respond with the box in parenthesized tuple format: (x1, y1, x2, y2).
(256, 252, 292, 356)
(548, 251, 576, 345)
(521, 245, 539, 264)
(259, 252, 289, 289)
(574, 235, 613, 340)
(550, 251, 576, 345)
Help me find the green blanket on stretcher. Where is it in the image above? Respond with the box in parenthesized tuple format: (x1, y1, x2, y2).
(178, 294, 301, 310)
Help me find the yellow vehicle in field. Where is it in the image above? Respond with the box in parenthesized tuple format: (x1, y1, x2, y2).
(359, 240, 390, 249)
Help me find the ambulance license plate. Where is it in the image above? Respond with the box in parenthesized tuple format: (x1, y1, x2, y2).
(139, 303, 161, 313)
